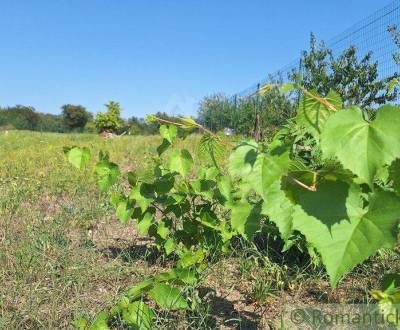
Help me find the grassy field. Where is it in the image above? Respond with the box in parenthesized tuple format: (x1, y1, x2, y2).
(1, 130, 399, 329)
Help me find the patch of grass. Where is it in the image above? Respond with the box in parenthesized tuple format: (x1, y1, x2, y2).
(1, 130, 400, 329)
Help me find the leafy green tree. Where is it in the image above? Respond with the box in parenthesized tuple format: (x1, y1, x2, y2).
(0, 105, 39, 130)
(36, 113, 66, 132)
(61, 104, 91, 130)
(94, 101, 122, 133)
(293, 33, 398, 108)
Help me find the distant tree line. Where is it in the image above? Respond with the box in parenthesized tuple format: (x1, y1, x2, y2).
(0, 102, 182, 135)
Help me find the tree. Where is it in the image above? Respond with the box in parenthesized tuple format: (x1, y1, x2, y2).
(0, 105, 39, 130)
(61, 104, 91, 130)
(94, 101, 122, 133)
(36, 113, 66, 132)
(292, 33, 398, 108)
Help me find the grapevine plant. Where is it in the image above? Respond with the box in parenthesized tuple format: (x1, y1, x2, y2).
(67, 85, 400, 329)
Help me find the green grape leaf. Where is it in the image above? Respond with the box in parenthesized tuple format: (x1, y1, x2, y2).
(148, 283, 189, 310)
(296, 90, 342, 139)
(291, 180, 400, 287)
(167, 149, 193, 177)
(231, 201, 262, 239)
(177, 249, 204, 268)
(67, 146, 91, 169)
(164, 238, 176, 256)
(122, 301, 155, 329)
(89, 312, 109, 330)
(116, 201, 133, 224)
(126, 279, 155, 301)
(129, 184, 153, 213)
(228, 141, 259, 178)
(156, 221, 170, 239)
(137, 212, 153, 235)
(127, 171, 138, 186)
(159, 125, 177, 143)
(262, 145, 290, 191)
(381, 273, 400, 294)
(73, 318, 88, 330)
(217, 176, 233, 204)
(389, 159, 400, 195)
(198, 211, 219, 229)
(262, 180, 294, 240)
(170, 268, 198, 286)
(321, 105, 400, 186)
(94, 160, 119, 192)
(157, 139, 171, 156)
(190, 179, 215, 200)
(238, 154, 264, 196)
(198, 134, 226, 169)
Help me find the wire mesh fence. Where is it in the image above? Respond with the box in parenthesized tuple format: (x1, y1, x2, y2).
(233, 0, 400, 99)
(200, 1, 400, 136)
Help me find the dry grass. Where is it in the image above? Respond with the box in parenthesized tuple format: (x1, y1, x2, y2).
(1, 130, 399, 329)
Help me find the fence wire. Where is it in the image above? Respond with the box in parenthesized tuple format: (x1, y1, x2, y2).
(234, 0, 400, 99)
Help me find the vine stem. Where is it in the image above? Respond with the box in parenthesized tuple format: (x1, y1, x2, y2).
(152, 116, 235, 147)
(255, 82, 338, 113)
(289, 172, 318, 192)
(296, 85, 338, 112)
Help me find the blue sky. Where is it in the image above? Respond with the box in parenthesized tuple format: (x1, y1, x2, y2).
(0, 0, 393, 118)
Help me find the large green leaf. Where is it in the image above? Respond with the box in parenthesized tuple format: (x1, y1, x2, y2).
(321, 105, 400, 186)
(122, 301, 155, 329)
(296, 90, 342, 139)
(228, 141, 258, 178)
(260, 145, 293, 239)
(231, 201, 262, 239)
(167, 149, 193, 177)
(217, 176, 233, 205)
(157, 139, 171, 156)
(116, 201, 133, 224)
(137, 212, 154, 235)
(67, 147, 91, 169)
(262, 145, 290, 191)
(129, 183, 153, 213)
(389, 159, 400, 196)
(291, 180, 400, 286)
(159, 125, 177, 143)
(198, 134, 226, 169)
(126, 279, 155, 301)
(262, 180, 294, 240)
(238, 154, 264, 196)
(148, 283, 189, 310)
(94, 161, 119, 192)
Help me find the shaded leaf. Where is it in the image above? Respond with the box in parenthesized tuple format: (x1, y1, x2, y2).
(148, 283, 189, 310)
